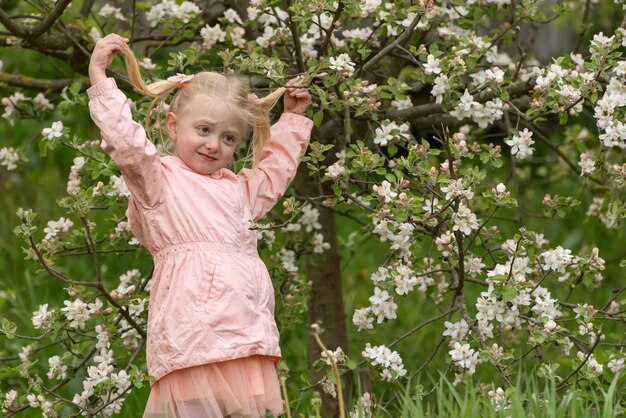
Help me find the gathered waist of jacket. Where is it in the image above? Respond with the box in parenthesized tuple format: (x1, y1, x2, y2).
(153, 241, 257, 259)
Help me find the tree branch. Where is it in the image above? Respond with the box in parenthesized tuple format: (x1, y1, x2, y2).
(0, 72, 89, 91)
(0, 0, 72, 40)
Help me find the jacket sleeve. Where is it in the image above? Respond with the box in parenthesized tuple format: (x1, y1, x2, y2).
(87, 77, 163, 209)
(238, 112, 313, 220)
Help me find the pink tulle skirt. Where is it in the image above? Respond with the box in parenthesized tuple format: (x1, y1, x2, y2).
(143, 356, 284, 418)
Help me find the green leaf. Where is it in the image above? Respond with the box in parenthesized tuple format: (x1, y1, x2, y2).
(0, 317, 17, 339)
(559, 111, 568, 125)
(501, 286, 517, 302)
(387, 143, 398, 157)
(313, 110, 324, 127)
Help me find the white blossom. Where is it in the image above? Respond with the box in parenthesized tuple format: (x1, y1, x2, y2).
(362, 343, 407, 381)
(47, 355, 68, 380)
(329, 53, 356, 77)
(373, 181, 398, 203)
(43, 217, 74, 240)
(200, 23, 226, 49)
(41, 121, 64, 140)
(0, 147, 19, 170)
(505, 128, 535, 159)
(99, 3, 126, 20)
(373, 120, 410, 146)
(61, 298, 91, 329)
(368, 287, 397, 323)
(449, 341, 479, 374)
(32, 304, 53, 329)
(541, 246, 573, 273)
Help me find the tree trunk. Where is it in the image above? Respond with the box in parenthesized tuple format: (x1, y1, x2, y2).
(294, 124, 349, 417)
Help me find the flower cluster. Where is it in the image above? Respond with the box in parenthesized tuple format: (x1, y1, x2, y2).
(146, 0, 201, 27)
(362, 343, 407, 382)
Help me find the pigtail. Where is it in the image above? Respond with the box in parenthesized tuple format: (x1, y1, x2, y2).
(249, 87, 286, 168)
(124, 47, 176, 98)
(123, 47, 181, 142)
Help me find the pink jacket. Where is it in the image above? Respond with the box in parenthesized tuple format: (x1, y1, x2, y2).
(87, 78, 313, 382)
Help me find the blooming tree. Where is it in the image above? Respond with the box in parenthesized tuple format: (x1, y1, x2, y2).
(1, 0, 626, 416)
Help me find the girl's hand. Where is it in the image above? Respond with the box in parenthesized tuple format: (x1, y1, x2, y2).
(283, 78, 312, 115)
(89, 33, 129, 86)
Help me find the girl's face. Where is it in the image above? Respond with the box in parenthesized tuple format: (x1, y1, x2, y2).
(166, 95, 244, 175)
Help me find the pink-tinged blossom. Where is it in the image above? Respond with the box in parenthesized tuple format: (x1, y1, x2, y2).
(44, 217, 74, 240)
(391, 97, 412, 110)
(200, 24, 226, 49)
(321, 347, 347, 366)
(41, 121, 64, 140)
(329, 53, 356, 77)
(435, 230, 455, 257)
(325, 162, 346, 180)
(578, 152, 595, 176)
(373, 180, 398, 203)
(3, 390, 17, 412)
(449, 342, 479, 374)
(353, 307, 374, 331)
(0, 147, 19, 170)
(229, 27, 246, 48)
(2, 91, 26, 120)
(67, 156, 85, 195)
(33, 93, 53, 110)
(505, 128, 535, 159)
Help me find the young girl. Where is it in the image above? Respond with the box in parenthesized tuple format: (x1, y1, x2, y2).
(87, 33, 313, 417)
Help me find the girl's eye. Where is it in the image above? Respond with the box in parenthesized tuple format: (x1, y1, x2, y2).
(200, 127, 211, 134)
(223, 135, 235, 144)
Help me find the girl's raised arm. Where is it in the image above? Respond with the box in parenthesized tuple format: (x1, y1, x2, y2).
(238, 82, 313, 219)
(87, 34, 163, 209)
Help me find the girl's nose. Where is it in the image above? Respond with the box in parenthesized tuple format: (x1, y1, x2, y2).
(204, 136, 218, 151)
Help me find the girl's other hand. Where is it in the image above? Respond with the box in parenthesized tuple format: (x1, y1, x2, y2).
(89, 33, 129, 86)
(283, 78, 312, 116)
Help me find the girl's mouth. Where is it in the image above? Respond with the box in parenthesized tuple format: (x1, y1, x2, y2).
(198, 153, 217, 161)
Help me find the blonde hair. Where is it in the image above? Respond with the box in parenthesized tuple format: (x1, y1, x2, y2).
(123, 47, 285, 168)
